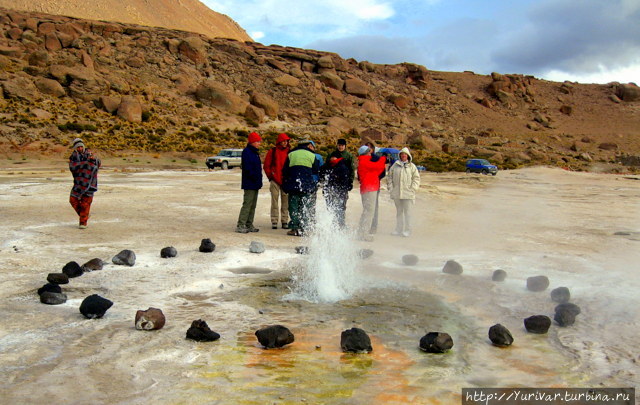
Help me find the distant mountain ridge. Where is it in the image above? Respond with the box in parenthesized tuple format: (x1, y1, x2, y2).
(0, 0, 251, 41)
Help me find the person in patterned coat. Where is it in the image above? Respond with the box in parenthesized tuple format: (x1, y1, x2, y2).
(69, 138, 101, 229)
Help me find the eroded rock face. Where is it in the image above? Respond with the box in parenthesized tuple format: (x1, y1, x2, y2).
(255, 325, 295, 349)
(79, 294, 113, 319)
(488, 324, 513, 347)
(135, 308, 166, 330)
(340, 327, 372, 353)
(186, 319, 220, 342)
(419, 332, 454, 353)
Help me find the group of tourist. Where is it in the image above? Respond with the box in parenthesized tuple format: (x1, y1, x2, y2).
(66, 133, 421, 239)
(235, 132, 421, 240)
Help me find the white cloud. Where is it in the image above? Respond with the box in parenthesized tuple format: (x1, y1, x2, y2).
(250, 31, 265, 40)
(543, 63, 640, 85)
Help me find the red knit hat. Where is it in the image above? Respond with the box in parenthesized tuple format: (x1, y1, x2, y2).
(248, 132, 261, 143)
(276, 133, 290, 143)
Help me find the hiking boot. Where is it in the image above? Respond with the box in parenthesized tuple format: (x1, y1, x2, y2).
(272, 224, 278, 229)
(287, 229, 298, 236)
(247, 226, 259, 232)
(79, 224, 87, 229)
(236, 227, 249, 234)
(281, 223, 289, 229)
(402, 231, 411, 237)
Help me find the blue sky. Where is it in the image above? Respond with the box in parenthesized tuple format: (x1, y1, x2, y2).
(203, 0, 640, 84)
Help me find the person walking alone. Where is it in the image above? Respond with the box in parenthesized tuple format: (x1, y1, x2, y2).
(236, 132, 263, 233)
(356, 145, 386, 241)
(387, 147, 420, 237)
(69, 138, 101, 229)
(263, 133, 291, 229)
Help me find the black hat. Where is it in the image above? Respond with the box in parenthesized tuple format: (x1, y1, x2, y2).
(337, 138, 347, 145)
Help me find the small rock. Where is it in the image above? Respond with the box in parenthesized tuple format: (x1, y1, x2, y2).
(255, 325, 295, 349)
(554, 303, 580, 327)
(47, 273, 69, 285)
(295, 246, 309, 254)
(550, 287, 570, 304)
(524, 315, 551, 334)
(40, 291, 67, 305)
(186, 319, 221, 342)
(82, 258, 104, 271)
(112, 250, 136, 266)
(199, 238, 215, 253)
(135, 308, 166, 330)
(488, 324, 513, 346)
(492, 269, 507, 282)
(526, 275, 550, 291)
(555, 302, 581, 316)
(249, 241, 265, 254)
(442, 260, 463, 275)
(340, 327, 373, 353)
(160, 246, 178, 258)
(358, 249, 373, 259)
(402, 254, 419, 266)
(37, 283, 62, 295)
(62, 261, 84, 278)
(79, 294, 113, 319)
(419, 332, 454, 353)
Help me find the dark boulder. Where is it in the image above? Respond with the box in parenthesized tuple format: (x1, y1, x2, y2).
(135, 308, 166, 330)
(37, 283, 62, 295)
(524, 315, 551, 334)
(442, 260, 463, 275)
(79, 294, 113, 319)
(419, 332, 454, 353)
(402, 254, 419, 266)
(358, 249, 373, 259)
(47, 273, 69, 285)
(488, 324, 513, 346)
(550, 287, 570, 304)
(40, 291, 67, 305)
(492, 269, 507, 282)
(199, 239, 216, 253)
(62, 261, 84, 278)
(160, 247, 178, 258)
(340, 327, 373, 353)
(112, 250, 136, 266)
(554, 303, 581, 327)
(186, 319, 221, 342)
(295, 246, 309, 255)
(82, 258, 104, 271)
(255, 325, 295, 349)
(526, 275, 549, 292)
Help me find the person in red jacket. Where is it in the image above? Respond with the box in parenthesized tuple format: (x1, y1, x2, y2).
(263, 133, 291, 229)
(356, 145, 386, 241)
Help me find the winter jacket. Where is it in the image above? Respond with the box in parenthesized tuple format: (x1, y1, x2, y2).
(263, 136, 290, 185)
(69, 150, 101, 198)
(241, 144, 263, 190)
(282, 145, 319, 194)
(326, 149, 355, 184)
(320, 157, 353, 193)
(387, 147, 420, 200)
(357, 154, 386, 193)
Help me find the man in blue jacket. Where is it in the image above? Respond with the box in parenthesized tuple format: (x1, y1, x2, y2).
(236, 132, 263, 233)
(282, 139, 319, 236)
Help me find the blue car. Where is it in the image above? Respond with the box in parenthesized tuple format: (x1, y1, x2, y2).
(466, 159, 498, 175)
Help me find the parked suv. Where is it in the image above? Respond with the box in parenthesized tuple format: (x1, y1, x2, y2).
(206, 148, 243, 169)
(465, 159, 498, 175)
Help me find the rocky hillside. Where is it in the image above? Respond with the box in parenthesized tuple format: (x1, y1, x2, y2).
(0, 7, 639, 171)
(0, 0, 250, 42)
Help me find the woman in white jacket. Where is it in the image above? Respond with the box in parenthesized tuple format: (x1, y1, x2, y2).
(387, 147, 420, 237)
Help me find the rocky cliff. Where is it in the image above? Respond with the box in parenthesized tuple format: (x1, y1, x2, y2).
(1, 7, 639, 171)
